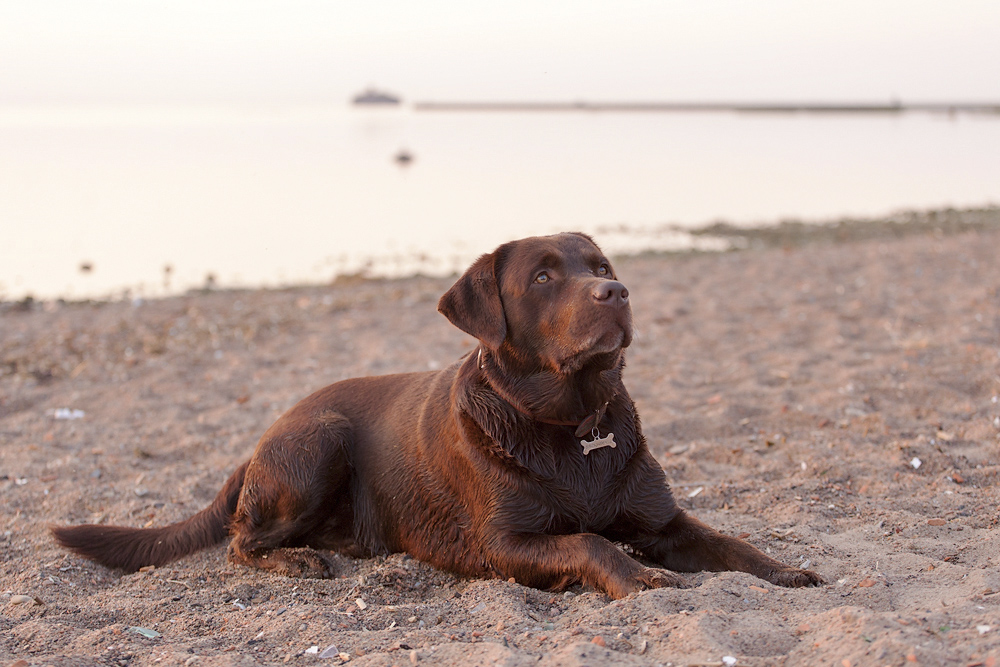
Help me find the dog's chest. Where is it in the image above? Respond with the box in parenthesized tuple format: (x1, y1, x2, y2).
(513, 430, 630, 531)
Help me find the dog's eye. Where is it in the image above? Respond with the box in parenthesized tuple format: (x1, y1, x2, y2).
(597, 264, 610, 277)
(534, 272, 550, 284)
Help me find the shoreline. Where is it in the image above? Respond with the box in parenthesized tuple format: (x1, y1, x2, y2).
(4, 205, 999, 309)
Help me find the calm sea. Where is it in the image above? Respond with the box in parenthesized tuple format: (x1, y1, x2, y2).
(2, 105, 999, 300)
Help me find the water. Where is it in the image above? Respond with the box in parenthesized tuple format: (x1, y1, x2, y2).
(2, 105, 999, 300)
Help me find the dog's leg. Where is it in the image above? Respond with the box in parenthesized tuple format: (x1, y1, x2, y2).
(226, 411, 353, 578)
(640, 511, 823, 587)
(487, 532, 685, 599)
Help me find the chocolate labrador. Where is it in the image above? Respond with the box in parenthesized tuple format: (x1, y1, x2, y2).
(53, 233, 822, 598)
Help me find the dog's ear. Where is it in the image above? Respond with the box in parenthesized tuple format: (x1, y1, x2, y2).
(438, 251, 506, 349)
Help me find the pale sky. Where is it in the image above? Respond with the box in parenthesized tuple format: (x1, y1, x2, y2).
(1, 0, 999, 105)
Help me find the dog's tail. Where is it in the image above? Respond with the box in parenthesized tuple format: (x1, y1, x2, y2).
(50, 461, 249, 572)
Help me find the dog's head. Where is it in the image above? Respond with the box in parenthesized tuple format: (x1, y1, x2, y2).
(438, 233, 632, 374)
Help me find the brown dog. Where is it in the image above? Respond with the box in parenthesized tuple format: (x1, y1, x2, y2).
(53, 233, 822, 598)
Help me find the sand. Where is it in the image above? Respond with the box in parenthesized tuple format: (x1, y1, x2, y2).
(2, 217, 999, 666)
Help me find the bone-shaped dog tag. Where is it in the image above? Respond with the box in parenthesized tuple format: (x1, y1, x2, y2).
(580, 432, 616, 455)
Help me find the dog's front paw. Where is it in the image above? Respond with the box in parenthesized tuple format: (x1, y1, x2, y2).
(604, 566, 685, 599)
(636, 567, 686, 590)
(768, 567, 824, 588)
(270, 547, 336, 579)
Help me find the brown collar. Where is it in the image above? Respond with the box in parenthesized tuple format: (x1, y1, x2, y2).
(476, 347, 613, 438)
(534, 402, 611, 438)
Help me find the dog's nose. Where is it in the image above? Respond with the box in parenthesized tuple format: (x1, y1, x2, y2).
(592, 280, 629, 305)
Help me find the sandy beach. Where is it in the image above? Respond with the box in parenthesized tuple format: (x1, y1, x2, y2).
(2, 213, 999, 666)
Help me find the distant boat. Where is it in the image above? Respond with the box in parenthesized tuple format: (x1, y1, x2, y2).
(394, 149, 414, 166)
(352, 88, 402, 106)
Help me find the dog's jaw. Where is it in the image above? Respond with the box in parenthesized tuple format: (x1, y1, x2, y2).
(554, 311, 632, 375)
(557, 335, 623, 374)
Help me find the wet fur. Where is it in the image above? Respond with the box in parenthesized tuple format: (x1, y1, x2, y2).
(52, 232, 822, 598)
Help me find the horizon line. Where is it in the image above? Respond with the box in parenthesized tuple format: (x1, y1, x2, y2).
(412, 100, 1000, 115)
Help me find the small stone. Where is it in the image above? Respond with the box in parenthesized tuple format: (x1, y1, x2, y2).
(951, 472, 965, 484)
(10, 595, 42, 605)
(927, 518, 946, 526)
(591, 635, 606, 647)
(409, 649, 419, 664)
(910, 457, 922, 469)
(355, 598, 367, 610)
(977, 625, 991, 635)
(128, 626, 161, 639)
(317, 644, 339, 659)
(857, 579, 876, 588)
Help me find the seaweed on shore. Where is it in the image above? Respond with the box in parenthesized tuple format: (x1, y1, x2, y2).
(689, 206, 1000, 249)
